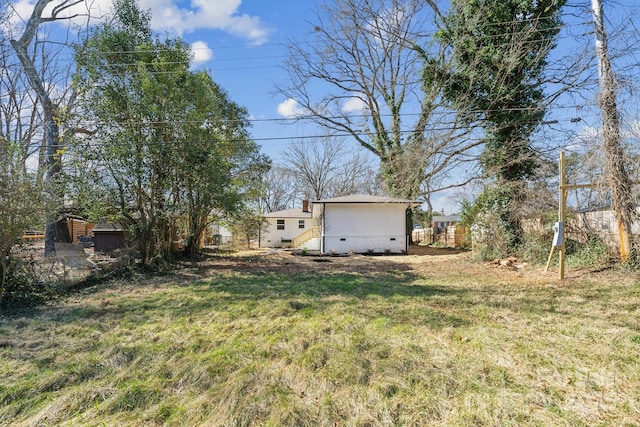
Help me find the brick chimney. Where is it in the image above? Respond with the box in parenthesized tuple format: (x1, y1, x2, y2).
(302, 200, 309, 213)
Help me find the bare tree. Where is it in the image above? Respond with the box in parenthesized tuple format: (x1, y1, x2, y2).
(0, 6, 48, 295)
(0, 25, 39, 167)
(327, 148, 381, 197)
(282, 137, 378, 201)
(8, 0, 89, 256)
(259, 166, 298, 213)
(275, 0, 474, 200)
(565, 142, 610, 211)
(591, 0, 637, 261)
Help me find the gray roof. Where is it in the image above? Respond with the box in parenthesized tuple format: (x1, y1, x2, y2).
(315, 194, 418, 204)
(575, 204, 640, 214)
(93, 223, 124, 232)
(263, 208, 312, 218)
(432, 214, 460, 222)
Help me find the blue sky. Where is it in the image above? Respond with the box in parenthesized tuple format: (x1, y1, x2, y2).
(8, 0, 640, 213)
(138, 0, 322, 162)
(9, 0, 320, 159)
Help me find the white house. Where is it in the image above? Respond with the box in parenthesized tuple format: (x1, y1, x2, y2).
(259, 201, 316, 248)
(570, 205, 640, 249)
(431, 214, 460, 230)
(209, 222, 233, 246)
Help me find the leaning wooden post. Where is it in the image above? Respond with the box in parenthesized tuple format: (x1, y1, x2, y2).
(545, 151, 567, 279)
(559, 152, 567, 280)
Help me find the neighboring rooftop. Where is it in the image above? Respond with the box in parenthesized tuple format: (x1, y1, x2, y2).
(432, 214, 460, 223)
(93, 223, 124, 232)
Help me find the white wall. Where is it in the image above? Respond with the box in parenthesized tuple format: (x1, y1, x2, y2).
(210, 223, 232, 244)
(260, 216, 313, 248)
(572, 207, 640, 249)
(321, 203, 408, 254)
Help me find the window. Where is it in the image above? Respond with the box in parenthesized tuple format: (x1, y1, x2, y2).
(298, 219, 305, 229)
(277, 219, 285, 230)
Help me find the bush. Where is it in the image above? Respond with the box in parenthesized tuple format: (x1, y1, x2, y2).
(1, 142, 50, 298)
(470, 217, 518, 261)
(463, 184, 524, 260)
(566, 235, 614, 268)
(0, 258, 55, 309)
(519, 229, 555, 265)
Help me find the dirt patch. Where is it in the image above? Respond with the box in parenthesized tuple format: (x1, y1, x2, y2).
(14, 244, 630, 294)
(184, 245, 634, 287)
(181, 246, 564, 286)
(407, 245, 468, 257)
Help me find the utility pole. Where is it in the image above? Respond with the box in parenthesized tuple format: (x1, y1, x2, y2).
(591, 0, 634, 262)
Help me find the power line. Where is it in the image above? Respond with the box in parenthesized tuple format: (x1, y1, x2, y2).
(10, 114, 595, 161)
(1, 102, 598, 131)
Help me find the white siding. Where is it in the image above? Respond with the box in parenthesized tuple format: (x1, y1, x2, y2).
(260, 217, 312, 248)
(321, 203, 408, 254)
(571, 207, 640, 249)
(210, 223, 232, 244)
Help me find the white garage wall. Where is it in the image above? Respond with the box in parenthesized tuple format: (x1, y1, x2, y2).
(322, 203, 408, 254)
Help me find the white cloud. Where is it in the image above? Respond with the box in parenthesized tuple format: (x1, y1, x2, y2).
(365, 5, 406, 49)
(564, 125, 601, 153)
(571, 120, 640, 145)
(6, 0, 112, 31)
(191, 41, 213, 63)
(140, 0, 272, 44)
(342, 96, 367, 114)
(623, 120, 640, 138)
(277, 98, 305, 118)
(8, 1, 271, 45)
(575, 126, 601, 142)
(5, 0, 34, 28)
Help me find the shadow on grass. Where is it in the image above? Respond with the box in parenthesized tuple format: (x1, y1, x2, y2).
(9, 251, 621, 331)
(28, 267, 469, 331)
(194, 270, 437, 299)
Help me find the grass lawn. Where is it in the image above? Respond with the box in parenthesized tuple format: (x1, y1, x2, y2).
(1, 249, 639, 426)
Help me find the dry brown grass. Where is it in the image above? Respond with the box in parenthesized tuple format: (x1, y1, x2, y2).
(1, 247, 639, 426)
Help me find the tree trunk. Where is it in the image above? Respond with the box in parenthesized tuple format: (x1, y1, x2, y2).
(42, 116, 62, 256)
(186, 214, 206, 257)
(10, 0, 60, 257)
(592, 0, 636, 261)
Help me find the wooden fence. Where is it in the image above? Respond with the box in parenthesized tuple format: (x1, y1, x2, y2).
(412, 226, 471, 248)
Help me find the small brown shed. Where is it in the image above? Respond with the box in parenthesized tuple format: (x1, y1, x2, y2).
(93, 223, 126, 253)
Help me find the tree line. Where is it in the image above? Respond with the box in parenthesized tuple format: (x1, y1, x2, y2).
(275, 0, 639, 261)
(1, 0, 269, 295)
